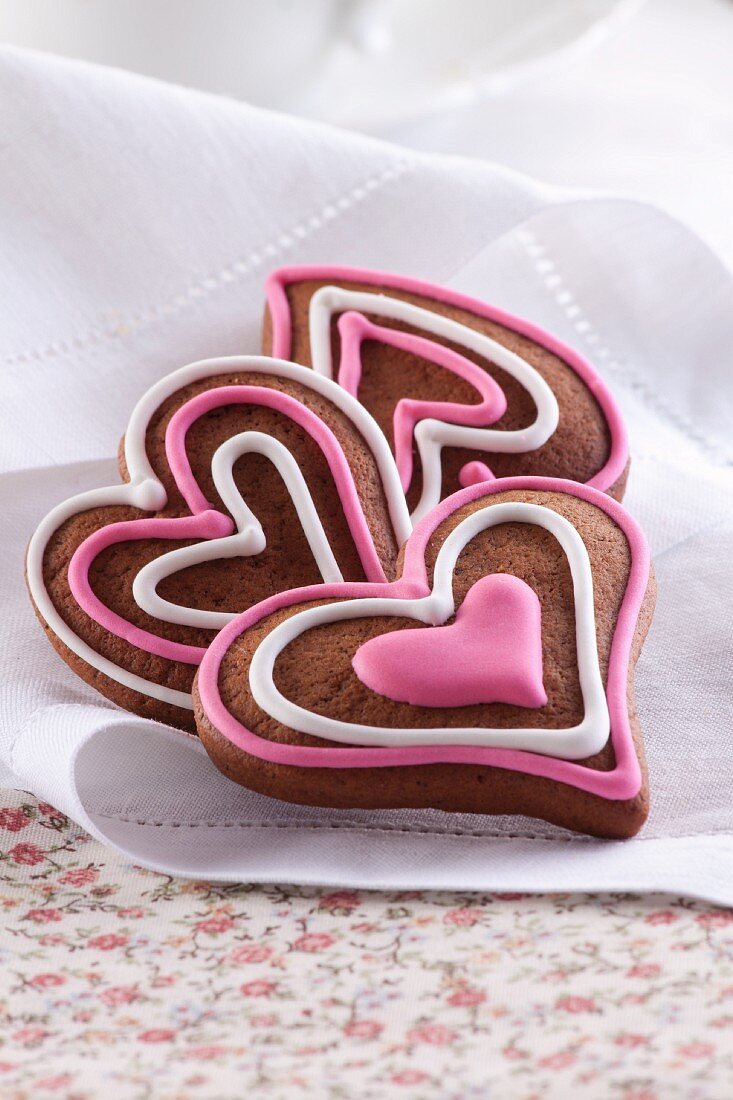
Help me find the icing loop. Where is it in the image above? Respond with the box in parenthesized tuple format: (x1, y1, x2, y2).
(131, 432, 344, 631)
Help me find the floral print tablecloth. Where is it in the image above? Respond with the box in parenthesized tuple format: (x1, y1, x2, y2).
(0, 789, 732, 1099)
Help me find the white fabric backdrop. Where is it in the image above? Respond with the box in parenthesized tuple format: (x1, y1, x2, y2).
(1, 44, 732, 899)
(379, 0, 733, 274)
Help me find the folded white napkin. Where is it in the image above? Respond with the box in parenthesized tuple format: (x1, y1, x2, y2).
(2, 46, 732, 899)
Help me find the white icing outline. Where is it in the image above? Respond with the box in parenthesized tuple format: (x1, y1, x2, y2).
(26, 356, 412, 711)
(249, 502, 610, 759)
(132, 432, 344, 629)
(309, 287, 561, 524)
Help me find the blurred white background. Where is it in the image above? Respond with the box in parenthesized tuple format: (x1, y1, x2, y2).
(0, 0, 731, 268)
(0, 0, 641, 123)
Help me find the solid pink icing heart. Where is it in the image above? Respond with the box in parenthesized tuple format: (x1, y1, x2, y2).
(352, 573, 548, 709)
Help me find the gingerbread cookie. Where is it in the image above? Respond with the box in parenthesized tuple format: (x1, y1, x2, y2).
(195, 478, 655, 838)
(27, 356, 411, 731)
(263, 266, 629, 521)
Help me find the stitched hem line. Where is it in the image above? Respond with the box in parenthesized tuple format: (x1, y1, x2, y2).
(91, 813, 733, 845)
(2, 158, 415, 369)
(515, 225, 732, 467)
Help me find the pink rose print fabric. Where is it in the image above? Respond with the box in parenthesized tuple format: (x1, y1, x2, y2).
(1, 789, 732, 1097)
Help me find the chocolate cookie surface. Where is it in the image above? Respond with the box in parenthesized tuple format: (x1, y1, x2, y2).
(27, 356, 411, 731)
(195, 478, 654, 839)
(263, 266, 629, 521)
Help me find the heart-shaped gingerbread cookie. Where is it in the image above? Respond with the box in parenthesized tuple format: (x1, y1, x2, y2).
(27, 357, 410, 731)
(195, 477, 655, 838)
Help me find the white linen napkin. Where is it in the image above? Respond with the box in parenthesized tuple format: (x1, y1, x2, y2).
(2, 46, 732, 899)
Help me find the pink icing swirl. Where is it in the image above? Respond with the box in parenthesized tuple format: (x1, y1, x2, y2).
(336, 310, 506, 493)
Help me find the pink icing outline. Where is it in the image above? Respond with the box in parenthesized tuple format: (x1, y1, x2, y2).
(164, 386, 388, 583)
(67, 511, 232, 664)
(264, 265, 629, 492)
(67, 384, 390, 665)
(336, 310, 506, 493)
(197, 477, 650, 801)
